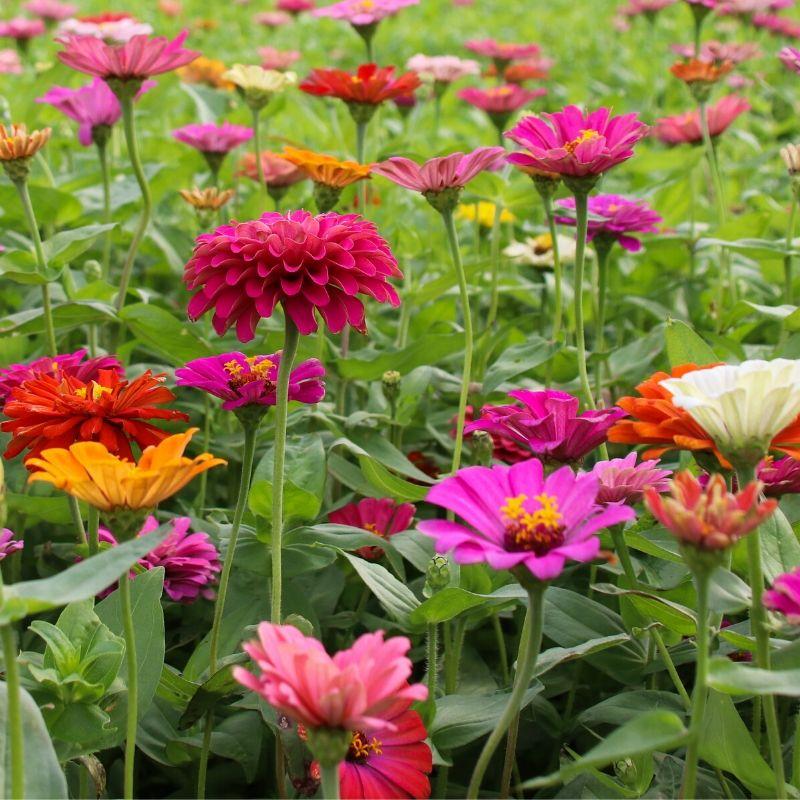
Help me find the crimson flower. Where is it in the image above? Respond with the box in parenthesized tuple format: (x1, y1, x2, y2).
(328, 498, 416, 559)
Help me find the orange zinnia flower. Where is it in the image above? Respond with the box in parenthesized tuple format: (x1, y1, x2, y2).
(2, 369, 188, 465)
(177, 55, 233, 90)
(27, 428, 225, 512)
(0, 123, 51, 162)
(669, 58, 733, 85)
(282, 147, 373, 188)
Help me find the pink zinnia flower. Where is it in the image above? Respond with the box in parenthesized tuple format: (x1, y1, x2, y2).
(653, 95, 749, 144)
(57, 13, 153, 42)
(555, 194, 662, 252)
(781, 45, 800, 73)
(459, 85, 546, 128)
(753, 11, 800, 36)
(328, 497, 416, 560)
(465, 39, 541, 66)
(758, 456, 800, 497)
(172, 121, 253, 154)
(184, 210, 402, 340)
(418, 458, 635, 580)
(591, 452, 672, 506)
(24, 0, 76, 22)
(233, 624, 428, 731)
(458, 405, 532, 464)
(671, 40, 761, 63)
(506, 105, 648, 181)
(57, 29, 199, 81)
(313, 0, 418, 27)
(620, 0, 677, 17)
(259, 46, 301, 70)
(0, 529, 23, 561)
(176, 351, 325, 410)
(254, 10, 293, 26)
(237, 151, 307, 189)
(0, 17, 45, 41)
(464, 389, 627, 465)
(0, 48, 22, 73)
(719, 0, 791, 12)
(278, 0, 316, 12)
(764, 568, 800, 624)
(406, 53, 479, 84)
(0, 348, 122, 406)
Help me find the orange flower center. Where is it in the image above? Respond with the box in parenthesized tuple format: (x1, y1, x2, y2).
(347, 731, 383, 763)
(501, 493, 565, 554)
(564, 129, 600, 155)
(223, 357, 274, 390)
(363, 521, 384, 539)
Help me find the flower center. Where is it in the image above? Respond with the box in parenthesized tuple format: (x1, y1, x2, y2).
(363, 521, 384, 539)
(223, 357, 274, 390)
(564, 129, 600, 154)
(347, 731, 383, 763)
(74, 381, 112, 401)
(533, 233, 553, 254)
(501, 493, 566, 554)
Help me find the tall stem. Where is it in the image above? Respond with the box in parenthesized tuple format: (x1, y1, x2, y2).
(96, 139, 112, 280)
(543, 196, 563, 342)
(442, 209, 474, 473)
(594, 242, 612, 402)
(87, 505, 100, 557)
(426, 623, 438, 698)
(320, 761, 340, 800)
(467, 583, 546, 799)
(272, 318, 300, 624)
(69, 495, 87, 547)
(1, 574, 24, 800)
(252, 108, 267, 202)
(792, 710, 800, 789)
(785, 193, 798, 305)
(486, 203, 504, 332)
(120, 573, 138, 800)
(571, 190, 595, 409)
(356, 121, 368, 213)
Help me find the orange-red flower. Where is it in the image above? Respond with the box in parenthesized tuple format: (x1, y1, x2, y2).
(2, 369, 188, 465)
(669, 57, 734, 85)
(282, 146, 372, 188)
(300, 63, 421, 106)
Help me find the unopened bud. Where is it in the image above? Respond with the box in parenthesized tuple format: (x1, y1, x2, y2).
(423, 555, 451, 597)
(284, 613, 315, 637)
(382, 370, 401, 401)
(471, 429, 494, 466)
(614, 758, 638, 786)
(83, 259, 102, 282)
(781, 144, 800, 197)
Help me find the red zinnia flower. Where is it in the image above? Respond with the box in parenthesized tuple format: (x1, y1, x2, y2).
(300, 63, 421, 107)
(2, 369, 188, 464)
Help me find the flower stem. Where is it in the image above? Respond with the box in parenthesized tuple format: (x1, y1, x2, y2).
(320, 761, 340, 800)
(785, 193, 798, 305)
(252, 108, 266, 202)
(426, 623, 438, 697)
(543, 195, 563, 342)
(594, 241, 612, 402)
(571, 190, 596, 409)
(442, 209, 474, 473)
(467, 583, 546, 799)
(433, 93, 442, 145)
(96, 139, 112, 280)
(196, 395, 213, 514)
(486, 202, 504, 333)
(1, 567, 24, 800)
(69, 495, 87, 547)
(356, 121, 368, 213)
(120, 573, 138, 800)
(87, 505, 100, 557)
(272, 318, 300, 624)
(792, 710, 800, 789)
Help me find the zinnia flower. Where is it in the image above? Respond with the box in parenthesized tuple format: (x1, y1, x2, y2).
(406, 53, 479, 85)
(459, 85, 546, 130)
(259, 46, 301, 70)
(282, 147, 373, 211)
(555, 194, 662, 252)
(458, 405, 531, 464)
(504, 233, 578, 269)
(620, 0, 677, 16)
(645, 472, 776, 551)
(24, 0, 76, 22)
(759, 456, 800, 497)
(418, 458, 635, 580)
(0, 529, 23, 561)
(223, 64, 297, 109)
(233, 624, 427, 732)
(278, 0, 316, 13)
(176, 351, 325, 411)
(671, 40, 760, 63)
(254, 10, 293, 26)
(465, 389, 626, 465)
(763, 568, 800, 624)
(0, 48, 22, 73)
(184, 210, 402, 340)
(669, 57, 734, 87)
(328, 497, 415, 559)
(313, 0, 418, 27)
(2, 369, 188, 464)
(57, 13, 153, 42)
(236, 151, 307, 201)
(177, 55, 233, 89)
(172, 122, 253, 155)
(464, 39, 541, 70)
(0, 123, 51, 171)
(781, 46, 800, 74)
(179, 186, 235, 212)
(754, 12, 800, 37)
(653, 95, 749, 145)
(591, 452, 672, 506)
(27, 428, 226, 512)
(0, 17, 46, 45)
(500, 57, 554, 84)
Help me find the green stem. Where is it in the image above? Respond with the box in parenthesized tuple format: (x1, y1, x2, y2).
(320, 761, 340, 800)
(197, 722, 212, 800)
(492, 613, 510, 687)
(97, 139, 112, 280)
(543, 196, 563, 342)
(467, 583, 546, 799)
(120, 574, 138, 800)
(87, 505, 99, 557)
(693, 13, 703, 56)
(442, 209, 474, 473)
(356, 121, 368, 213)
(486, 202, 504, 332)
(571, 190, 595, 409)
(426, 623, 438, 698)
(433, 93, 442, 145)
(196, 395, 213, 514)
(500, 712, 520, 799)
(594, 242, 612, 402)
(272, 318, 300, 624)
(69, 495, 87, 547)
(444, 618, 466, 695)
(792, 710, 800, 789)
(785, 194, 798, 305)
(252, 108, 266, 202)
(1, 618, 24, 800)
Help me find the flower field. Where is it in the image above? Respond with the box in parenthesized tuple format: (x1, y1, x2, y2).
(4, 0, 800, 798)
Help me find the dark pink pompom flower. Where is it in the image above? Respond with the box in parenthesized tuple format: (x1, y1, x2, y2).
(764, 568, 800, 624)
(758, 456, 800, 497)
(0, 529, 23, 561)
(172, 122, 254, 154)
(591, 452, 672, 506)
(184, 210, 402, 341)
(328, 497, 416, 559)
(176, 351, 325, 410)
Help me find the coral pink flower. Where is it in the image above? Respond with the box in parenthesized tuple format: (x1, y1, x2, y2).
(184, 210, 402, 340)
(671, 40, 761, 63)
(300, 64, 421, 106)
(0, 529, 23, 561)
(465, 390, 626, 465)
(328, 498, 416, 559)
(278, 0, 316, 12)
(764, 568, 800, 623)
(237, 151, 307, 189)
(500, 57, 554, 84)
(0, 349, 122, 406)
(620, 0, 677, 16)
(506, 106, 648, 180)
(24, 0, 76, 22)
(646, 472, 776, 551)
(0, 17, 45, 41)
(176, 351, 325, 410)
(459, 85, 546, 128)
(57, 13, 153, 42)
(373, 147, 506, 193)
(653, 95, 749, 144)
(57, 29, 199, 80)
(254, 10, 293, 25)
(465, 39, 541, 67)
(591, 452, 672, 506)
(172, 122, 253, 154)
(406, 53, 479, 84)
(0, 48, 21, 73)
(313, 0, 418, 27)
(418, 458, 635, 580)
(555, 194, 662, 252)
(259, 46, 301, 70)
(233, 624, 427, 731)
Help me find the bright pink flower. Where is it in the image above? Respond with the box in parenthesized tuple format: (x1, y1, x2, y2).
(233, 624, 428, 731)
(465, 39, 541, 63)
(671, 40, 761, 62)
(458, 405, 531, 464)
(653, 95, 749, 144)
(591, 452, 672, 506)
(254, 10, 293, 25)
(758, 456, 800, 497)
(464, 390, 626, 465)
(620, 0, 677, 16)
(0, 529, 23, 561)
(176, 351, 325, 410)
(24, 0, 76, 21)
(313, 0, 418, 27)
(57, 13, 153, 42)
(764, 568, 800, 624)
(753, 11, 800, 36)
(0, 17, 45, 40)
(184, 210, 402, 340)
(781, 46, 800, 73)
(555, 194, 662, 252)
(277, 0, 315, 12)
(172, 122, 253, 154)
(373, 147, 506, 193)
(418, 458, 635, 580)
(459, 85, 546, 121)
(0, 48, 22, 73)
(259, 46, 301, 70)
(0, 348, 122, 406)
(719, 0, 791, 12)
(57, 29, 199, 80)
(683, 0, 719, 7)
(328, 498, 416, 559)
(406, 53, 479, 83)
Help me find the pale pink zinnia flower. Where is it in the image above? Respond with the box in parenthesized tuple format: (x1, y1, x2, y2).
(0, 17, 46, 42)
(57, 14, 154, 42)
(233, 624, 427, 732)
(254, 10, 293, 26)
(671, 40, 761, 63)
(591, 452, 672, 506)
(653, 94, 749, 144)
(313, 0, 418, 27)
(0, 48, 22, 73)
(24, 0, 76, 22)
(259, 46, 301, 70)
(406, 53, 480, 84)
(619, 0, 677, 17)
(172, 121, 254, 154)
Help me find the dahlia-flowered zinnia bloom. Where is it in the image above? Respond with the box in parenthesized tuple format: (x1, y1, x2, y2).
(459, 85, 546, 129)
(2, 369, 188, 464)
(419, 458, 635, 580)
(233, 624, 427, 732)
(499, 57, 554, 84)
(259, 46, 301, 70)
(645, 472, 776, 551)
(282, 147, 373, 187)
(464, 39, 541, 69)
(555, 194, 662, 252)
(27, 428, 225, 512)
(721, 0, 792, 12)
(0, 123, 51, 163)
(654, 95, 749, 145)
(759, 456, 800, 497)
(313, 0, 418, 27)
(505, 106, 648, 182)
(0, 17, 46, 44)
(278, 0, 316, 13)
(0, 349, 122, 406)
(0, 529, 23, 561)
(172, 122, 253, 154)
(620, 0, 677, 16)
(223, 64, 297, 109)
(754, 12, 800, 37)
(763, 568, 800, 624)
(179, 186, 235, 212)
(328, 497, 416, 560)
(24, 0, 76, 22)
(592, 452, 672, 506)
(781, 46, 800, 74)
(176, 351, 325, 411)
(57, 29, 199, 81)
(504, 233, 578, 269)
(465, 389, 626, 465)
(406, 53, 480, 85)
(184, 210, 401, 339)
(459, 405, 531, 463)
(670, 56, 734, 84)
(57, 13, 153, 42)
(0, 48, 22, 73)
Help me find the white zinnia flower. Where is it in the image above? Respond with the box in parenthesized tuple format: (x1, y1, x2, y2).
(660, 359, 800, 464)
(504, 234, 577, 270)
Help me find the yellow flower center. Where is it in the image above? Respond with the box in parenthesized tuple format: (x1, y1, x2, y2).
(347, 731, 383, 763)
(501, 493, 566, 554)
(363, 521, 384, 539)
(223, 357, 275, 390)
(360, 0, 375, 8)
(74, 382, 112, 401)
(564, 129, 600, 155)
(533, 233, 553, 254)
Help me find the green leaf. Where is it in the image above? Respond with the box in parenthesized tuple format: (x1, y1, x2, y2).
(118, 303, 213, 365)
(248, 478, 321, 525)
(592, 583, 697, 636)
(0, 249, 54, 284)
(665, 319, 718, 367)
(409, 585, 524, 626)
(178, 655, 247, 730)
(534, 634, 633, 678)
(577, 691, 686, 728)
(0, 300, 116, 336)
(483, 337, 556, 393)
(707, 656, 800, 697)
(337, 334, 464, 380)
(357, 455, 429, 502)
(42, 223, 117, 267)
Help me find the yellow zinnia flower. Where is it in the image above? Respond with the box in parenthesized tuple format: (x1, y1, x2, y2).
(455, 201, 516, 229)
(223, 64, 297, 109)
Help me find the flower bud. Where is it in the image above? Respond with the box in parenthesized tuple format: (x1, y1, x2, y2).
(423, 555, 451, 597)
(382, 370, 401, 403)
(83, 259, 103, 282)
(471, 429, 494, 466)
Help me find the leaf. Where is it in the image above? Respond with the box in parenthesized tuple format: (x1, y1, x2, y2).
(592, 583, 697, 636)
(248, 478, 321, 525)
(178, 655, 248, 730)
(534, 634, 633, 678)
(357, 455, 429, 502)
(707, 656, 800, 697)
(118, 303, 213, 365)
(409, 585, 524, 626)
(0, 300, 116, 336)
(482, 337, 556, 393)
(577, 691, 687, 728)
(0, 249, 54, 284)
(42, 223, 117, 267)
(665, 319, 718, 367)
(337, 334, 464, 380)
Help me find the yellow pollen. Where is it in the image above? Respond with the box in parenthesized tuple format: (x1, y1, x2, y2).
(363, 521, 384, 539)
(564, 129, 600, 155)
(349, 731, 383, 760)
(501, 493, 564, 551)
(74, 382, 112, 401)
(224, 360, 244, 378)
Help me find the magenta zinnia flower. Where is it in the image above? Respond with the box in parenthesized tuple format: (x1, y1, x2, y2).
(555, 194, 662, 252)
(620, 0, 677, 17)
(313, 0, 418, 27)
(781, 46, 800, 74)
(591, 452, 672, 506)
(277, 0, 316, 13)
(418, 458, 635, 580)
(653, 95, 749, 144)
(506, 106, 648, 182)
(671, 40, 760, 63)
(328, 497, 416, 560)
(172, 122, 254, 153)
(184, 210, 402, 340)
(57, 29, 199, 81)
(176, 351, 325, 410)
(758, 456, 800, 497)
(764, 568, 800, 624)
(0, 17, 45, 41)
(233, 624, 427, 731)
(24, 0, 76, 21)
(0, 529, 23, 561)
(753, 12, 800, 37)
(459, 85, 546, 129)
(464, 389, 626, 465)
